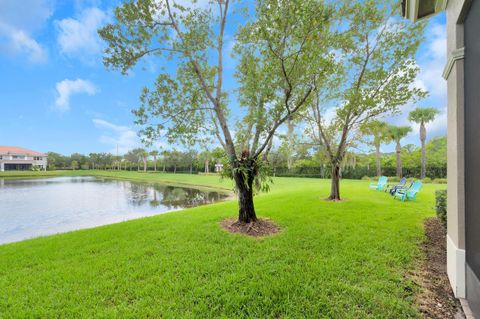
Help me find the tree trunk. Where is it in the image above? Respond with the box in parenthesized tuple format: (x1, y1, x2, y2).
(286, 116, 294, 170)
(375, 143, 381, 177)
(233, 166, 257, 223)
(174, 164, 177, 174)
(329, 164, 341, 200)
(396, 141, 402, 178)
(420, 140, 426, 179)
(420, 122, 426, 179)
(143, 157, 147, 172)
(154, 156, 157, 171)
(205, 159, 209, 173)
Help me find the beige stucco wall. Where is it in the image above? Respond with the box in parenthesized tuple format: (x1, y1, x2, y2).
(446, 0, 467, 253)
(445, 0, 471, 299)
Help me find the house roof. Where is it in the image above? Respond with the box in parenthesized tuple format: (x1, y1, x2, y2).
(0, 146, 46, 156)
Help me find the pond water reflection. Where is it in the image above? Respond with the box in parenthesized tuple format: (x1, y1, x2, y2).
(0, 176, 228, 244)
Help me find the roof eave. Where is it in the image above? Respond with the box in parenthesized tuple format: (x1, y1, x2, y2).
(403, 0, 447, 22)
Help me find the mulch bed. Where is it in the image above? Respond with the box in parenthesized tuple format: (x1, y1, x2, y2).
(220, 218, 280, 237)
(411, 217, 465, 318)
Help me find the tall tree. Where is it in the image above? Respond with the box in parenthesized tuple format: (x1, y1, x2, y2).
(166, 150, 181, 174)
(89, 153, 101, 170)
(99, 0, 336, 223)
(141, 149, 149, 172)
(124, 150, 139, 171)
(387, 125, 412, 178)
(199, 149, 212, 173)
(126, 148, 146, 171)
(70, 153, 87, 169)
(361, 120, 389, 177)
(150, 150, 159, 171)
(47, 152, 66, 170)
(160, 150, 168, 172)
(184, 149, 197, 174)
(285, 116, 298, 170)
(305, 0, 426, 200)
(71, 160, 79, 170)
(408, 107, 439, 179)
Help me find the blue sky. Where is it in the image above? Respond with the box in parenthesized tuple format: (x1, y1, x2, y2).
(0, 0, 447, 155)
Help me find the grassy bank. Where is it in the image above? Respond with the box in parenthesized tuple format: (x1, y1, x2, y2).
(0, 170, 233, 190)
(0, 172, 445, 318)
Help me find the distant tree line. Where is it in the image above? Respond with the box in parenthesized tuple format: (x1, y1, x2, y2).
(266, 136, 447, 179)
(47, 134, 446, 180)
(46, 147, 226, 174)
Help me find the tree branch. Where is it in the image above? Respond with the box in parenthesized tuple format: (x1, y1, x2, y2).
(209, 111, 227, 150)
(312, 94, 335, 162)
(124, 47, 184, 69)
(165, 0, 236, 159)
(254, 85, 313, 158)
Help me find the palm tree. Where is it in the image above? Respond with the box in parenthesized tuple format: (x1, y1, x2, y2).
(408, 107, 439, 179)
(161, 150, 168, 172)
(387, 125, 412, 178)
(141, 150, 148, 172)
(130, 148, 148, 172)
(150, 150, 159, 171)
(199, 150, 212, 173)
(361, 120, 389, 177)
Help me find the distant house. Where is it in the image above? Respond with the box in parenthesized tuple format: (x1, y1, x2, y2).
(214, 163, 223, 173)
(0, 146, 47, 171)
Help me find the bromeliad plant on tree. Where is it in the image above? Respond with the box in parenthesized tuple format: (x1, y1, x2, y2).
(99, 0, 338, 223)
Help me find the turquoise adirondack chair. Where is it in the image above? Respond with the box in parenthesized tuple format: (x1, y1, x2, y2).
(369, 176, 388, 191)
(394, 180, 423, 202)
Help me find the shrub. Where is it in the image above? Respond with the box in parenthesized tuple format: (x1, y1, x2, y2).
(433, 178, 447, 184)
(422, 177, 432, 183)
(387, 176, 400, 183)
(361, 176, 371, 181)
(435, 190, 447, 226)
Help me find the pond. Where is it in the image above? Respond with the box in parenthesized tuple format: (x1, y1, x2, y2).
(0, 176, 229, 245)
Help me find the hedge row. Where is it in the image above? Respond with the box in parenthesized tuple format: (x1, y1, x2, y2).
(272, 165, 447, 179)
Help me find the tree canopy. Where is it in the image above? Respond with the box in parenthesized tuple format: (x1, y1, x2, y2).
(305, 0, 427, 199)
(408, 107, 439, 125)
(99, 0, 342, 222)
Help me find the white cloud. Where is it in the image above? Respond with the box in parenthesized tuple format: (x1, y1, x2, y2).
(322, 106, 337, 124)
(0, 0, 52, 63)
(0, 25, 47, 63)
(93, 119, 141, 154)
(55, 7, 108, 59)
(422, 106, 447, 138)
(55, 79, 98, 111)
(380, 21, 447, 152)
(417, 22, 447, 100)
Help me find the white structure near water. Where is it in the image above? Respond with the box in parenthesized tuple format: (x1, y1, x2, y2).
(0, 146, 47, 171)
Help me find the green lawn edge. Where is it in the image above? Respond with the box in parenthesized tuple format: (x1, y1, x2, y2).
(0, 172, 446, 318)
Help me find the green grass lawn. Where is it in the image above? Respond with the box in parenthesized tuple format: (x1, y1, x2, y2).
(0, 172, 445, 318)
